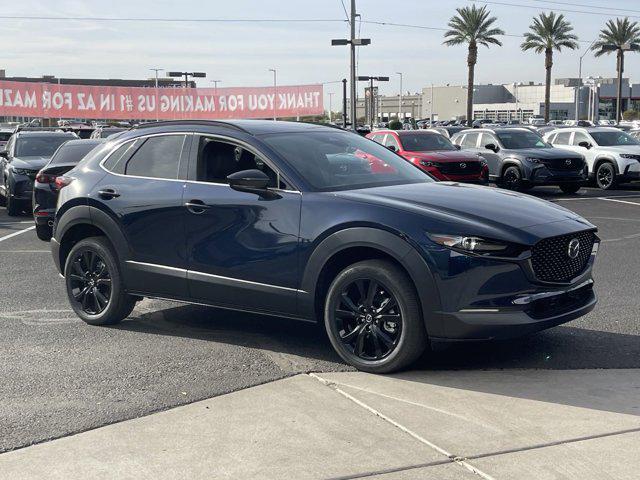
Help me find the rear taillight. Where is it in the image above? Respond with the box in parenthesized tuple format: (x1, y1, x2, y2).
(36, 173, 58, 184)
(54, 176, 75, 190)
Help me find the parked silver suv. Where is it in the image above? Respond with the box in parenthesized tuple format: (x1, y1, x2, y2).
(543, 127, 640, 190)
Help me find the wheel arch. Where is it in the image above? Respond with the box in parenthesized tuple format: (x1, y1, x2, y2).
(500, 159, 523, 178)
(299, 227, 442, 337)
(593, 156, 619, 174)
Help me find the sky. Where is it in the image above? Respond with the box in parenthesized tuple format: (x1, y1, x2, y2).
(1, 0, 639, 110)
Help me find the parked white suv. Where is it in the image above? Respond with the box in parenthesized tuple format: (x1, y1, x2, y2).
(543, 127, 640, 190)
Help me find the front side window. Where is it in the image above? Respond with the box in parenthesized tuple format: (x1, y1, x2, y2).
(398, 132, 455, 151)
(496, 131, 548, 149)
(461, 132, 479, 148)
(195, 136, 286, 189)
(122, 135, 185, 179)
(261, 130, 432, 191)
(384, 134, 400, 150)
(590, 131, 640, 147)
(480, 133, 499, 148)
(572, 131, 591, 146)
(553, 131, 572, 145)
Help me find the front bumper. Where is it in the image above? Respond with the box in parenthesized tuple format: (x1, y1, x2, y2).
(11, 175, 35, 200)
(527, 164, 588, 185)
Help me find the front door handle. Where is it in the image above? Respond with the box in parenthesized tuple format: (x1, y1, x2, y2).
(98, 188, 120, 199)
(185, 199, 211, 214)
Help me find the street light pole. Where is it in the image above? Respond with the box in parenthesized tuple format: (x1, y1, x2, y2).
(150, 68, 164, 122)
(396, 72, 402, 121)
(268, 68, 277, 121)
(576, 39, 596, 121)
(328, 92, 334, 122)
(210, 79, 221, 94)
(342, 78, 348, 127)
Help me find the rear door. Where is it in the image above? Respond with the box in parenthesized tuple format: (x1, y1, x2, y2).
(183, 134, 302, 316)
(91, 133, 190, 297)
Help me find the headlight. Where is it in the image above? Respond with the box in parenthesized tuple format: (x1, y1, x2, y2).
(524, 157, 542, 164)
(620, 154, 640, 160)
(428, 234, 509, 253)
(420, 160, 439, 167)
(11, 167, 31, 175)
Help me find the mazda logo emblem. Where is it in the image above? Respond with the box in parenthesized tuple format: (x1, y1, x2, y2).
(565, 159, 572, 166)
(459, 163, 467, 169)
(567, 238, 580, 259)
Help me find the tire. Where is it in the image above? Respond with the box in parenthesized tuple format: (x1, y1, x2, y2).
(559, 183, 581, 194)
(5, 184, 21, 216)
(35, 223, 52, 241)
(595, 162, 617, 190)
(324, 259, 427, 373)
(501, 166, 525, 191)
(64, 236, 136, 326)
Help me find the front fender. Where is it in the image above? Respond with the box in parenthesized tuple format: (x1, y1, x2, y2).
(299, 227, 443, 337)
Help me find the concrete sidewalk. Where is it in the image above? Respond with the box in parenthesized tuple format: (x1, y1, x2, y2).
(2, 369, 639, 479)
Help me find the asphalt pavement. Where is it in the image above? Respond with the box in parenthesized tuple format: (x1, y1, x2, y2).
(1, 184, 639, 457)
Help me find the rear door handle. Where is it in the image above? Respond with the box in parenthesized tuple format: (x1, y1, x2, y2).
(98, 188, 120, 199)
(185, 199, 211, 214)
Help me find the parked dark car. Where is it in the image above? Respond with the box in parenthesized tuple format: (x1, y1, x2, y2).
(50, 120, 598, 373)
(427, 126, 467, 139)
(0, 130, 77, 215)
(367, 129, 488, 183)
(33, 138, 104, 240)
(451, 127, 588, 193)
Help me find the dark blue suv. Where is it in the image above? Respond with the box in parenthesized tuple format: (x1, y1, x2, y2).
(50, 120, 599, 372)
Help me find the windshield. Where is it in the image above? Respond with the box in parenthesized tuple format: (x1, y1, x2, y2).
(15, 135, 74, 157)
(400, 132, 455, 151)
(496, 130, 549, 149)
(262, 131, 433, 191)
(50, 142, 100, 165)
(590, 131, 640, 147)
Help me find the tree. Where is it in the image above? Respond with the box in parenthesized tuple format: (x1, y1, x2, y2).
(443, 5, 504, 127)
(592, 18, 640, 122)
(521, 12, 578, 123)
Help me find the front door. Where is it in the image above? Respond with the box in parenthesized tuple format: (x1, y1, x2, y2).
(183, 135, 302, 316)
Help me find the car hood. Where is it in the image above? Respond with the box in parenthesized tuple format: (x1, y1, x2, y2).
(502, 148, 583, 159)
(12, 156, 51, 170)
(404, 150, 480, 162)
(594, 145, 640, 154)
(335, 182, 593, 241)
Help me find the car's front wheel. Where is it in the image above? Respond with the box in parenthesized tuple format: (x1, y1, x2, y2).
(559, 183, 581, 194)
(324, 259, 427, 373)
(501, 166, 524, 191)
(5, 183, 20, 216)
(595, 162, 616, 190)
(64, 236, 137, 326)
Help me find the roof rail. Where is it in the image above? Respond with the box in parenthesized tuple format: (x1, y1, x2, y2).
(131, 120, 249, 134)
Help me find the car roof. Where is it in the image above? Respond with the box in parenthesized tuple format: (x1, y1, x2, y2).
(132, 119, 331, 136)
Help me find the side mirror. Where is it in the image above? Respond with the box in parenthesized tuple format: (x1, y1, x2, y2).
(227, 169, 278, 198)
(386, 145, 397, 152)
(578, 141, 591, 149)
(454, 144, 461, 150)
(485, 143, 499, 152)
(0, 150, 8, 159)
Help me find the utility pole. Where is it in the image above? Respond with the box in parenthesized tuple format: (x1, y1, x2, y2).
(331, 1, 370, 131)
(150, 68, 164, 122)
(328, 92, 334, 122)
(576, 39, 596, 121)
(396, 72, 403, 121)
(269, 68, 277, 120)
(430, 83, 434, 124)
(342, 78, 348, 127)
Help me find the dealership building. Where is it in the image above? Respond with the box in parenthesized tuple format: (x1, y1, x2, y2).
(353, 77, 639, 123)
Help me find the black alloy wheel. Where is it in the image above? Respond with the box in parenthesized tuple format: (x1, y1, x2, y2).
(324, 259, 427, 373)
(68, 250, 112, 315)
(334, 278, 402, 361)
(502, 166, 523, 191)
(596, 162, 616, 190)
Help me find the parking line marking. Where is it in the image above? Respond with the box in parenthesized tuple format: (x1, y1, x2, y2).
(309, 373, 497, 480)
(555, 194, 640, 202)
(598, 197, 640, 207)
(0, 225, 35, 243)
(0, 250, 49, 253)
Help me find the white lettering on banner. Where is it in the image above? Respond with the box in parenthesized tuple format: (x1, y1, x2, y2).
(24, 91, 37, 109)
(42, 90, 51, 109)
(0, 89, 37, 109)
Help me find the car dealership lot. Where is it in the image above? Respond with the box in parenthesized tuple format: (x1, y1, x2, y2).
(1, 184, 640, 477)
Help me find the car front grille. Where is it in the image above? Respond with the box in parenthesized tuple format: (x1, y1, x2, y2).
(531, 230, 595, 282)
(543, 158, 584, 171)
(438, 161, 482, 174)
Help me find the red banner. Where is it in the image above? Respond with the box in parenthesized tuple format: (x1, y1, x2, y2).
(0, 80, 323, 120)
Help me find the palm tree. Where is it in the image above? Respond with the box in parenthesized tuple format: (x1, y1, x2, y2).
(592, 18, 640, 122)
(443, 5, 504, 127)
(521, 12, 578, 123)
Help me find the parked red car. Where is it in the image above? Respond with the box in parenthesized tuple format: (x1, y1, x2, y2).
(367, 130, 489, 183)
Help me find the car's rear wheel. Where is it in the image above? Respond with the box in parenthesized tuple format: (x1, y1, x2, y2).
(324, 259, 427, 373)
(595, 162, 616, 190)
(35, 223, 52, 241)
(64, 236, 136, 326)
(501, 166, 524, 191)
(559, 183, 581, 194)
